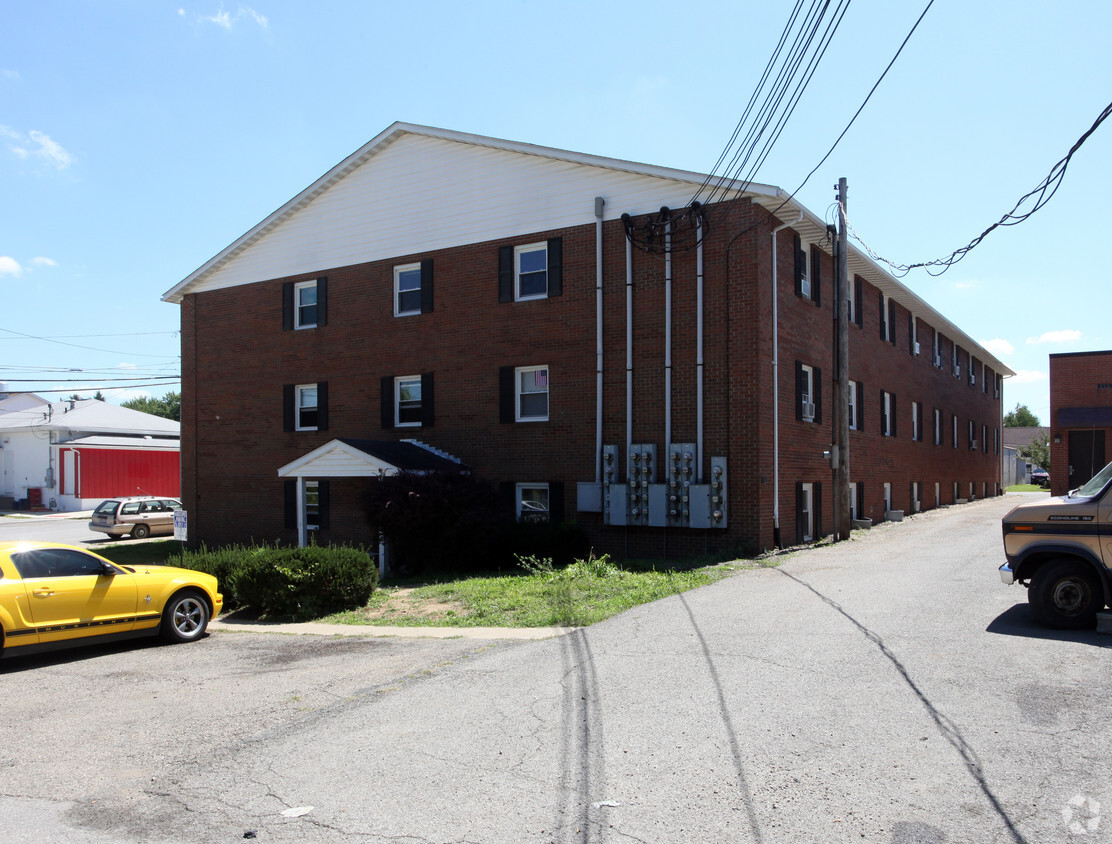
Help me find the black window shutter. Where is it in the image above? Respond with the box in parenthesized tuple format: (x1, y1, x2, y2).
(282, 283, 294, 331)
(498, 246, 514, 303)
(420, 259, 434, 313)
(888, 299, 897, 345)
(810, 245, 821, 306)
(316, 381, 328, 431)
(547, 237, 563, 297)
(795, 361, 805, 421)
(814, 483, 823, 539)
(317, 277, 328, 326)
(880, 389, 887, 434)
(891, 394, 897, 438)
(917, 403, 924, 441)
(795, 481, 805, 545)
(284, 480, 297, 529)
(854, 277, 863, 327)
(318, 480, 330, 530)
(421, 371, 435, 427)
(908, 314, 915, 354)
(549, 481, 565, 523)
(856, 381, 865, 432)
(793, 234, 804, 297)
(814, 367, 822, 425)
(499, 481, 515, 517)
(879, 292, 886, 340)
(283, 384, 295, 431)
(856, 483, 864, 520)
(381, 376, 395, 429)
(499, 366, 515, 423)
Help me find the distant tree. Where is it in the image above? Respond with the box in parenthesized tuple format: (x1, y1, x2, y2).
(67, 393, 87, 401)
(1018, 431, 1051, 473)
(93, 390, 106, 401)
(1003, 403, 1040, 427)
(122, 391, 181, 422)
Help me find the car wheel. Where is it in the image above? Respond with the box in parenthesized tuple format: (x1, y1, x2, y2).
(131, 523, 151, 539)
(160, 590, 210, 643)
(1028, 559, 1102, 629)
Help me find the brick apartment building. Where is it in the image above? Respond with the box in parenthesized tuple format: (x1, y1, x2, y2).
(1049, 349, 1111, 495)
(164, 123, 1013, 561)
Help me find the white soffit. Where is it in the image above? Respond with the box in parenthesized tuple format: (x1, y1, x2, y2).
(277, 439, 400, 479)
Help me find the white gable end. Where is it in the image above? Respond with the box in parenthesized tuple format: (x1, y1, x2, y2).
(170, 128, 754, 300)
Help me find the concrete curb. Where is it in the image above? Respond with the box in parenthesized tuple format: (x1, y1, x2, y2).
(209, 618, 579, 640)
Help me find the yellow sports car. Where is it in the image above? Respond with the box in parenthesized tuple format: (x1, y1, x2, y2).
(0, 541, 222, 658)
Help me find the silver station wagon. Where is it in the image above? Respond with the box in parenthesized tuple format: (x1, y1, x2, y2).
(89, 496, 183, 539)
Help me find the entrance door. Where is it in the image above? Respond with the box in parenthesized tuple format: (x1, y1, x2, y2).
(1068, 430, 1106, 489)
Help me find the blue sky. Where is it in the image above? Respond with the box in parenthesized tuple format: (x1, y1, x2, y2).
(3, 0, 1109, 425)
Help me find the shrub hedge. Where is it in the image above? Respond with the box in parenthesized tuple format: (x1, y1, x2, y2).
(179, 543, 377, 621)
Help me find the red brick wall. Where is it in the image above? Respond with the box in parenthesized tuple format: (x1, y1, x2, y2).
(1049, 350, 1112, 495)
(178, 197, 1003, 558)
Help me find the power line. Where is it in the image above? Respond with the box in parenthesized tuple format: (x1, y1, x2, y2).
(0, 326, 179, 358)
(847, 98, 1112, 276)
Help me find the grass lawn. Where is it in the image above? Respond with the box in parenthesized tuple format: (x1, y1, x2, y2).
(94, 540, 759, 629)
(326, 555, 753, 628)
(1006, 484, 1049, 492)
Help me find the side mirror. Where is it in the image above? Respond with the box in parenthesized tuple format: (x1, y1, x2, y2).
(101, 563, 119, 576)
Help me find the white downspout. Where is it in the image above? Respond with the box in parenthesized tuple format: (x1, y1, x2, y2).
(771, 211, 803, 548)
(595, 197, 605, 483)
(664, 212, 672, 453)
(696, 211, 704, 483)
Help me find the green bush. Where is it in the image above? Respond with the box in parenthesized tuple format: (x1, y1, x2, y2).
(179, 543, 377, 621)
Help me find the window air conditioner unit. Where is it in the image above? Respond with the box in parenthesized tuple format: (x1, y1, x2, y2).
(969, 371, 976, 385)
(913, 341, 921, 356)
(802, 400, 816, 421)
(801, 278, 811, 297)
(952, 363, 961, 378)
(970, 439, 979, 451)
(933, 353, 943, 368)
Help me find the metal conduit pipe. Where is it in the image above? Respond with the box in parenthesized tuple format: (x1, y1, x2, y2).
(664, 209, 672, 454)
(625, 224, 633, 462)
(595, 196, 605, 482)
(696, 209, 704, 483)
(771, 211, 803, 549)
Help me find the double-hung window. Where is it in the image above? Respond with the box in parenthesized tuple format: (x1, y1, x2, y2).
(911, 401, 921, 441)
(294, 281, 318, 328)
(516, 244, 548, 299)
(499, 239, 563, 302)
(517, 366, 549, 421)
(881, 390, 895, 437)
(796, 362, 821, 423)
(395, 376, 422, 427)
(848, 380, 858, 430)
(283, 278, 326, 330)
(516, 483, 550, 522)
(283, 382, 328, 432)
(394, 260, 433, 316)
(295, 384, 318, 431)
(304, 481, 321, 531)
(934, 408, 942, 445)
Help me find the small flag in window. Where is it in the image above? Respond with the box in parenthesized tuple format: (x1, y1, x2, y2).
(535, 369, 548, 387)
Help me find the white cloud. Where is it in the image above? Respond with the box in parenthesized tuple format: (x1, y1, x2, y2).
(979, 338, 1014, 357)
(1, 69, 20, 82)
(31, 256, 57, 268)
(1010, 369, 1048, 385)
(200, 6, 268, 30)
(1026, 329, 1081, 345)
(0, 257, 23, 277)
(0, 126, 74, 170)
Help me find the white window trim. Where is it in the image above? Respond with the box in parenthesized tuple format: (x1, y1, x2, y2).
(911, 401, 920, 441)
(394, 263, 422, 317)
(952, 415, 958, 449)
(295, 383, 318, 431)
(514, 242, 548, 302)
(294, 280, 317, 329)
(394, 375, 422, 428)
(848, 380, 858, 430)
(881, 294, 891, 342)
(849, 482, 858, 520)
(883, 482, 892, 512)
(934, 408, 942, 445)
(304, 480, 320, 532)
(516, 365, 549, 422)
(801, 364, 815, 422)
(800, 482, 813, 542)
(516, 482, 550, 522)
(882, 391, 892, 437)
(800, 246, 812, 299)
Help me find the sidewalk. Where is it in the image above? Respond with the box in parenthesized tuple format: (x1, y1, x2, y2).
(0, 509, 93, 520)
(209, 615, 579, 641)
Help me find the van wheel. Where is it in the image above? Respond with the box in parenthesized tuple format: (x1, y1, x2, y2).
(131, 523, 150, 539)
(1028, 559, 1102, 629)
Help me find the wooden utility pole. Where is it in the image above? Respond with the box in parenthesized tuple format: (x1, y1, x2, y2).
(836, 178, 852, 540)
